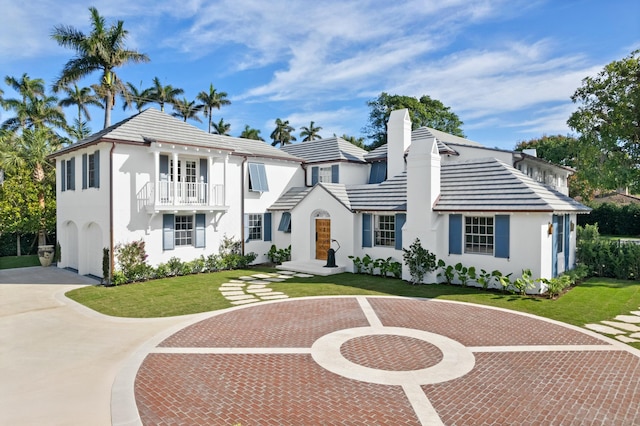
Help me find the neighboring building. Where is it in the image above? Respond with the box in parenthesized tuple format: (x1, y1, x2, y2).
(51, 108, 590, 292)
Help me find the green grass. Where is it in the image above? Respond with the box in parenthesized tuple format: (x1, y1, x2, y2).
(66, 269, 640, 349)
(0, 255, 40, 270)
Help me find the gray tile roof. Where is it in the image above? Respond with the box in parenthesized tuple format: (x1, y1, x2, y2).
(269, 157, 590, 214)
(51, 108, 302, 162)
(363, 127, 458, 161)
(281, 137, 368, 163)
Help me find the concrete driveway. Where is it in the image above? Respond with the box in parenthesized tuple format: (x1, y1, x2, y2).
(0, 266, 199, 426)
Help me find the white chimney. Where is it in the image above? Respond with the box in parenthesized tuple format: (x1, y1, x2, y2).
(387, 109, 411, 179)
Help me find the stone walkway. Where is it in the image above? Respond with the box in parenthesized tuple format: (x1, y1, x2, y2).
(585, 307, 640, 343)
(218, 271, 314, 305)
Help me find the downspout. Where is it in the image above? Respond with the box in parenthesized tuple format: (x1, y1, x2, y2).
(241, 156, 247, 255)
(109, 142, 116, 284)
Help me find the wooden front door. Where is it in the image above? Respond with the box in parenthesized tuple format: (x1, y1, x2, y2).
(315, 219, 331, 260)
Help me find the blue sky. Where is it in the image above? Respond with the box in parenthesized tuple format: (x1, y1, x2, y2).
(1, 0, 638, 150)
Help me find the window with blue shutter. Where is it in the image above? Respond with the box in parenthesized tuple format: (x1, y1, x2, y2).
(449, 214, 462, 254)
(68, 157, 75, 190)
(194, 214, 206, 248)
(278, 212, 292, 232)
(369, 162, 387, 184)
(61, 160, 66, 192)
(199, 158, 208, 183)
(159, 155, 169, 181)
(362, 213, 372, 247)
(311, 166, 319, 185)
(264, 212, 272, 242)
(495, 215, 510, 259)
(331, 164, 339, 183)
(395, 213, 406, 250)
(163, 214, 175, 251)
(93, 150, 100, 188)
(564, 214, 570, 270)
(82, 153, 88, 189)
(248, 163, 269, 192)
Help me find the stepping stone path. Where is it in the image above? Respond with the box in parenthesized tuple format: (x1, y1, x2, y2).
(585, 307, 640, 343)
(218, 271, 314, 305)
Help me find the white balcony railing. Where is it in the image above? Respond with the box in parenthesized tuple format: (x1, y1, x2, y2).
(140, 181, 225, 210)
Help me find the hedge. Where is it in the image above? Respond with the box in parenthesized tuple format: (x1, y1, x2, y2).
(577, 202, 640, 236)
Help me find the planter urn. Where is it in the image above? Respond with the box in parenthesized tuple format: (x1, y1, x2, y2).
(38, 245, 55, 267)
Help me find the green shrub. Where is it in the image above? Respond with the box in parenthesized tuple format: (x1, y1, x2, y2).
(267, 244, 291, 264)
(114, 240, 151, 283)
(437, 260, 455, 285)
(512, 269, 535, 295)
(402, 238, 437, 285)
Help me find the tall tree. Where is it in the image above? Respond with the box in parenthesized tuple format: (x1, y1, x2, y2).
(364, 92, 465, 149)
(4, 74, 45, 104)
(58, 83, 102, 140)
(270, 118, 296, 147)
(51, 7, 150, 128)
(122, 81, 152, 113)
(197, 84, 231, 133)
(299, 121, 323, 141)
(149, 76, 183, 112)
(2, 91, 66, 134)
(212, 118, 231, 135)
(171, 97, 203, 123)
(339, 133, 366, 149)
(240, 124, 264, 141)
(567, 49, 640, 194)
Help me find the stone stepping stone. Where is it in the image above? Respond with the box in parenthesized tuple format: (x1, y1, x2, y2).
(246, 288, 274, 294)
(221, 282, 245, 287)
(294, 273, 314, 278)
(220, 291, 246, 296)
(228, 279, 246, 284)
(601, 321, 640, 332)
(278, 271, 296, 275)
(260, 294, 289, 300)
(225, 295, 257, 301)
(238, 276, 256, 280)
(630, 311, 640, 316)
(247, 284, 266, 289)
(231, 299, 260, 305)
(631, 332, 640, 339)
(616, 335, 640, 343)
(252, 273, 274, 279)
(265, 278, 286, 282)
(584, 324, 626, 335)
(248, 280, 270, 285)
(614, 315, 640, 324)
(276, 275, 294, 279)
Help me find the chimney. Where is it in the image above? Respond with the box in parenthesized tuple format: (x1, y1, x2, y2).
(387, 109, 411, 179)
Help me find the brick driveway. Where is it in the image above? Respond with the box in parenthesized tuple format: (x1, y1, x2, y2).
(114, 297, 640, 425)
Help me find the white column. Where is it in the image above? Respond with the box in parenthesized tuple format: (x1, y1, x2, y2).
(172, 153, 179, 205)
(153, 151, 159, 206)
(208, 155, 214, 206)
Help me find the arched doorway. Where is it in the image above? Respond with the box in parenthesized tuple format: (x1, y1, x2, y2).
(312, 210, 331, 260)
(83, 222, 103, 277)
(64, 221, 79, 271)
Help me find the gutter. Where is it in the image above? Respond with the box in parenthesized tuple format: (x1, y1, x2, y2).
(240, 156, 247, 255)
(109, 142, 116, 283)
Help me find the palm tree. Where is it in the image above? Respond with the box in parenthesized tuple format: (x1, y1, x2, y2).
(172, 98, 203, 123)
(149, 76, 183, 112)
(240, 124, 264, 141)
(197, 84, 231, 133)
(58, 83, 102, 141)
(212, 118, 231, 135)
(0, 127, 61, 245)
(122, 81, 152, 113)
(2, 92, 66, 133)
(2, 74, 47, 130)
(300, 121, 323, 141)
(340, 133, 366, 149)
(270, 118, 296, 147)
(51, 7, 150, 128)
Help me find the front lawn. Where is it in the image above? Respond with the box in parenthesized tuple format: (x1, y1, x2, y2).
(0, 255, 40, 270)
(66, 269, 640, 349)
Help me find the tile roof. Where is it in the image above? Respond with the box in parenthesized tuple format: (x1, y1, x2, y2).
(281, 137, 368, 163)
(363, 127, 458, 161)
(51, 108, 302, 162)
(269, 157, 590, 214)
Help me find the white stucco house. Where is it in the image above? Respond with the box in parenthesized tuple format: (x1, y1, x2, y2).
(51, 108, 589, 291)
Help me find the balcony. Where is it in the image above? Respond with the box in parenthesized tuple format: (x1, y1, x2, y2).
(140, 181, 227, 213)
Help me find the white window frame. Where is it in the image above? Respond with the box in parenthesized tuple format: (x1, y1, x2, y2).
(464, 216, 494, 255)
(374, 214, 395, 247)
(557, 215, 564, 253)
(87, 153, 96, 188)
(318, 166, 332, 183)
(247, 214, 262, 241)
(175, 215, 194, 247)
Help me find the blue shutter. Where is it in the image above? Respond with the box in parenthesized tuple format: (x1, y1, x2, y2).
(61, 160, 66, 192)
(449, 214, 462, 254)
(69, 157, 75, 190)
(311, 166, 319, 185)
(564, 214, 570, 270)
(395, 213, 406, 250)
(163, 214, 175, 251)
(278, 212, 292, 232)
(195, 214, 206, 248)
(331, 164, 339, 183)
(159, 155, 169, 181)
(94, 150, 100, 188)
(362, 213, 372, 248)
(552, 215, 559, 277)
(244, 214, 250, 242)
(495, 215, 510, 259)
(369, 162, 386, 184)
(264, 212, 272, 241)
(199, 158, 208, 183)
(82, 153, 88, 189)
(248, 163, 269, 192)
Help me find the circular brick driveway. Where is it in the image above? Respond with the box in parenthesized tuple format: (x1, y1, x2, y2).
(114, 297, 640, 425)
